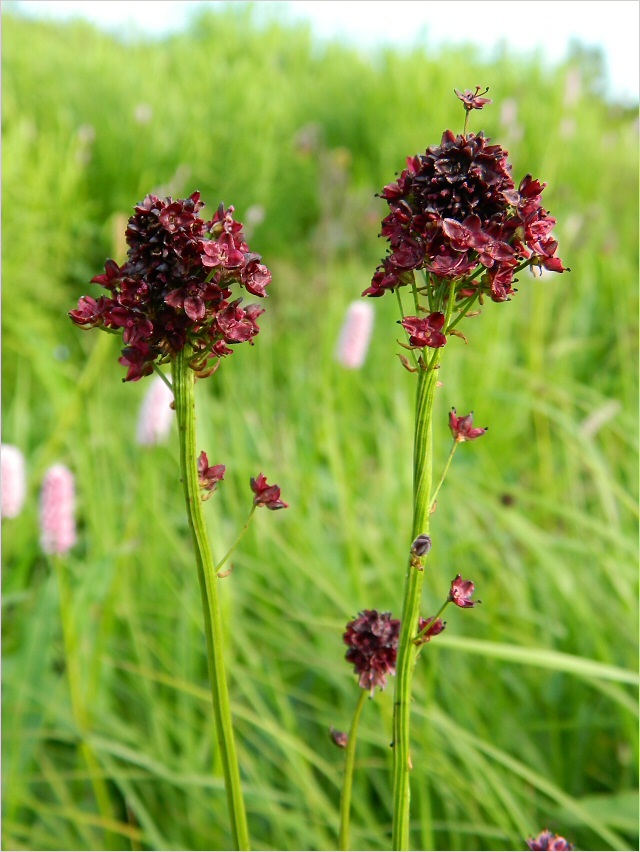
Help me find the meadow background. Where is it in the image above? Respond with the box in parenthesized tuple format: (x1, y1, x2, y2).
(2, 4, 638, 851)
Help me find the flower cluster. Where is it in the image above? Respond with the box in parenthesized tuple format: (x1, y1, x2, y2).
(526, 830, 574, 851)
(365, 105, 567, 306)
(344, 609, 401, 695)
(70, 192, 271, 381)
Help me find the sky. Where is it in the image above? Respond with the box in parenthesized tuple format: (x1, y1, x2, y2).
(8, 0, 640, 103)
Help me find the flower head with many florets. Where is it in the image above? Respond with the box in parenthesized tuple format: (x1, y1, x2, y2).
(344, 609, 401, 695)
(70, 192, 271, 381)
(365, 92, 567, 316)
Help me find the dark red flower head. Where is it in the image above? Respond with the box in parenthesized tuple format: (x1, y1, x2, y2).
(366, 94, 567, 301)
(344, 609, 401, 695)
(526, 830, 574, 851)
(449, 408, 488, 442)
(250, 473, 288, 510)
(70, 192, 271, 381)
(448, 575, 480, 608)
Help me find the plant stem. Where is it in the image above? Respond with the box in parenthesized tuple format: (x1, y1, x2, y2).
(429, 441, 458, 513)
(391, 280, 456, 850)
(215, 506, 256, 575)
(391, 352, 442, 850)
(172, 347, 250, 851)
(338, 689, 368, 851)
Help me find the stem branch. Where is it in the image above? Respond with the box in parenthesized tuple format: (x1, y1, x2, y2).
(338, 689, 368, 850)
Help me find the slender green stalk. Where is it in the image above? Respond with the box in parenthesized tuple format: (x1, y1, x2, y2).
(53, 555, 117, 850)
(215, 506, 256, 574)
(172, 347, 250, 851)
(391, 352, 443, 850)
(338, 689, 368, 851)
(429, 441, 458, 513)
(391, 281, 457, 850)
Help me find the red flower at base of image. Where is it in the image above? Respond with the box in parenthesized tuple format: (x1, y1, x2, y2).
(344, 609, 401, 695)
(70, 192, 271, 381)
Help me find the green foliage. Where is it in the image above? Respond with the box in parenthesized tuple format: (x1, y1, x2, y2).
(2, 5, 638, 851)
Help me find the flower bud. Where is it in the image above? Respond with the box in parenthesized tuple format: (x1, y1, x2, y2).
(411, 534, 432, 556)
(329, 726, 349, 749)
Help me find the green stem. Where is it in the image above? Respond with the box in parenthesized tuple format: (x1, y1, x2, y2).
(215, 507, 256, 575)
(428, 441, 458, 512)
(172, 348, 250, 851)
(391, 353, 442, 850)
(338, 689, 368, 851)
(391, 281, 457, 850)
(53, 556, 117, 850)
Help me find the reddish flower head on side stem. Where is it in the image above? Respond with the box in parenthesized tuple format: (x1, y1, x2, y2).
(449, 408, 488, 442)
(250, 473, 288, 510)
(526, 830, 574, 851)
(448, 574, 480, 608)
(344, 609, 401, 696)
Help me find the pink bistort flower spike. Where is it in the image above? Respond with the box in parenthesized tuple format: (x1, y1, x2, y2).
(40, 464, 77, 555)
(1, 444, 26, 519)
(335, 301, 375, 369)
(136, 375, 175, 446)
(526, 829, 574, 851)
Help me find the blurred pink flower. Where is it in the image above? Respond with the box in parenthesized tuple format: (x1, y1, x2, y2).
(1, 444, 26, 519)
(40, 464, 77, 555)
(335, 301, 374, 369)
(136, 375, 175, 445)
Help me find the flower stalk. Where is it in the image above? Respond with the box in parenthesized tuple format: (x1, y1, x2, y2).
(391, 346, 443, 850)
(338, 689, 368, 850)
(172, 346, 250, 851)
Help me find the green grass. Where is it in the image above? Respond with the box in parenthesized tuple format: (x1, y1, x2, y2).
(2, 5, 638, 850)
